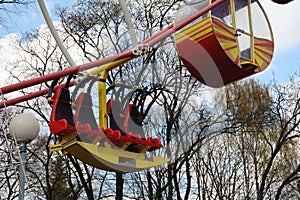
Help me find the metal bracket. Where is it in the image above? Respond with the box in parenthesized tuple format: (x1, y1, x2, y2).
(132, 44, 151, 56)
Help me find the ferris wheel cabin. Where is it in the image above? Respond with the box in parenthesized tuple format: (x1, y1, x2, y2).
(271, 0, 293, 4)
(175, 0, 274, 87)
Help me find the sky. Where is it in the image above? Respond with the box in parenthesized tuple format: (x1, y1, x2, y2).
(0, 0, 300, 86)
(0, 0, 71, 35)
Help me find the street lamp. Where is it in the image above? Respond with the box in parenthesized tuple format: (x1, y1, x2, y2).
(9, 113, 40, 200)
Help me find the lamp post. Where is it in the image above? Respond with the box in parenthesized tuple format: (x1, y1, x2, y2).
(9, 113, 40, 200)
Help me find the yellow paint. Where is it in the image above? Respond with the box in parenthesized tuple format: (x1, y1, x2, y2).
(98, 71, 108, 129)
(212, 18, 239, 63)
(175, 18, 212, 43)
(52, 140, 169, 172)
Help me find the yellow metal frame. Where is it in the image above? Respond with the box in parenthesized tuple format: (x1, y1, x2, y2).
(230, 0, 254, 63)
(86, 57, 133, 128)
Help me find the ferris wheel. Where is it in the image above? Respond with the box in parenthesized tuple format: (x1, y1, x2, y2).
(0, 0, 293, 175)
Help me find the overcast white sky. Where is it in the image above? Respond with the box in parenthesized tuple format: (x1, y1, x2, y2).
(0, 0, 300, 85)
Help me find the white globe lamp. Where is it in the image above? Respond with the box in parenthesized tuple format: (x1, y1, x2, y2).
(9, 113, 40, 143)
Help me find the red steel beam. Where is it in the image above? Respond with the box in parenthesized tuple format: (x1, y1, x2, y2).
(0, 81, 75, 108)
(0, 50, 134, 95)
(0, 0, 225, 108)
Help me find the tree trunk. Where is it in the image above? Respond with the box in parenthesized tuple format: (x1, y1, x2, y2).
(116, 172, 124, 200)
(147, 172, 154, 200)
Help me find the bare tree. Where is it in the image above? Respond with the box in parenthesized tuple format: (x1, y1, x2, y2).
(208, 79, 300, 200)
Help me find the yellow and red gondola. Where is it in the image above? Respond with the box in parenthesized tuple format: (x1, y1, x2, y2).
(175, 0, 274, 87)
(48, 60, 169, 173)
